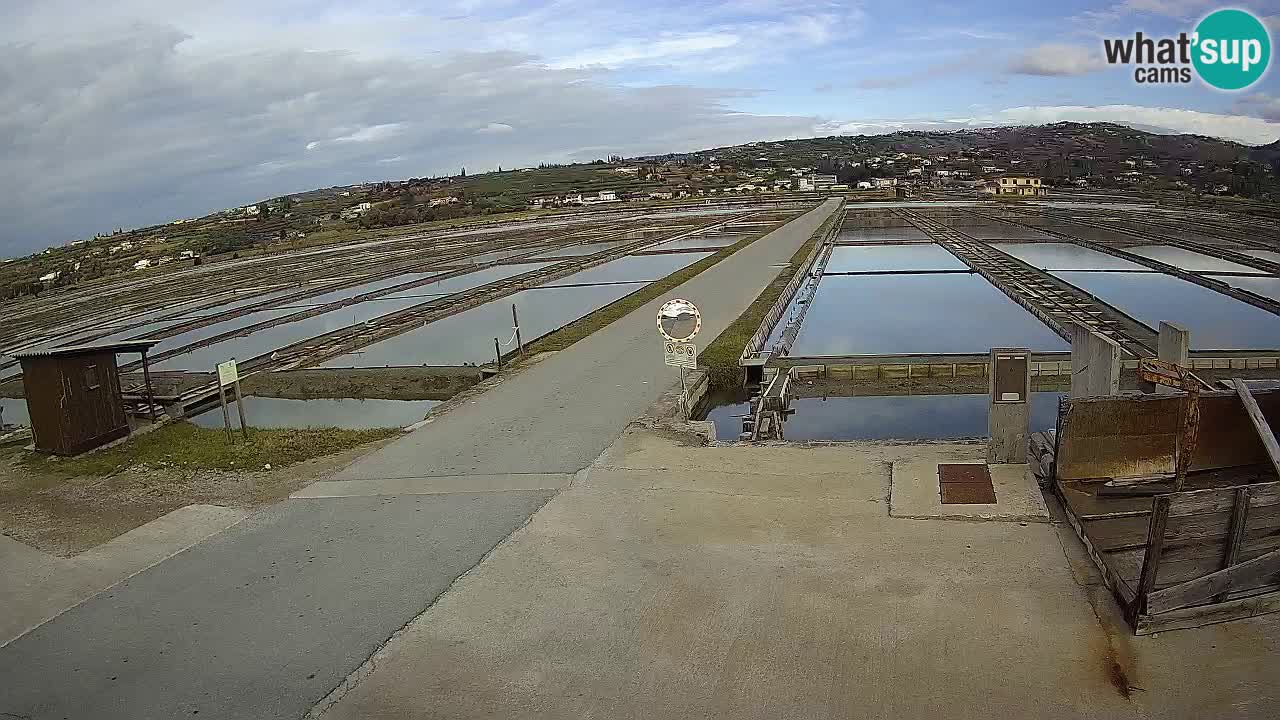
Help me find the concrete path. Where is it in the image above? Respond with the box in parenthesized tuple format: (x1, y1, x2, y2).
(0, 199, 840, 720)
(323, 198, 840, 483)
(1, 504, 248, 647)
(317, 429, 1280, 720)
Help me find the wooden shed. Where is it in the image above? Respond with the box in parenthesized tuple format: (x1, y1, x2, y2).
(13, 340, 160, 456)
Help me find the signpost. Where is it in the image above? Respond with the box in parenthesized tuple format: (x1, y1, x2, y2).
(215, 359, 249, 443)
(657, 299, 702, 418)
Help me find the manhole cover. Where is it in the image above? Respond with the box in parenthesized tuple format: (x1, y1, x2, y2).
(938, 463, 996, 505)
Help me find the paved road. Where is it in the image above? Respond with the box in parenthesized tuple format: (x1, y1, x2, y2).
(0, 199, 839, 720)
(330, 198, 840, 481)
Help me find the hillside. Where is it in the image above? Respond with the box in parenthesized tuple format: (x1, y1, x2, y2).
(4, 122, 1277, 305)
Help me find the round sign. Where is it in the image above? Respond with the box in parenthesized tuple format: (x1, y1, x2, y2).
(657, 298, 701, 342)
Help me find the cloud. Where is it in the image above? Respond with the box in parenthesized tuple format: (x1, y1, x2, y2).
(1121, 0, 1212, 19)
(0, 24, 821, 254)
(856, 52, 986, 89)
(818, 104, 1280, 145)
(991, 105, 1280, 144)
(1236, 94, 1280, 122)
(476, 123, 515, 134)
(549, 32, 741, 69)
(1008, 44, 1105, 76)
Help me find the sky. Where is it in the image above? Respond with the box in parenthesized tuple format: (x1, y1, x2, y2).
(3, 0, 1280, 256)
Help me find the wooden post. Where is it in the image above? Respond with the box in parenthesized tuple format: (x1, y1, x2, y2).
(141, 349, 157, 423)
(219, 384, 233, 444)
(494, 338, 502, 369)
(512, 304, 524, 358)
(1133, 495, 1171, 624)
(233, 377, 249, 442)
(1232, 377, 1280, 478)
(1216, 487, 1252, 603)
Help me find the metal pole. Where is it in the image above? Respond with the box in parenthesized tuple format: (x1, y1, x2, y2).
(512, 303, 524, 358)
(219, 383, 233, 444)
(494, 338, 502, 369)
(141, 349, 157, 423)
(233, 376, 249, 442)
(679, 367, 689, 420)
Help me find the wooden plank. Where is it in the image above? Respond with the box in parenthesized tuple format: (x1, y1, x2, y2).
(1053, 480, 1137, 608)
(1234, 378, 1280, 479)
(1216, 487, 1252, 603)
(1168, 480, 1280, 517)
(1146, 546, 1280, 614)
(1087, 504, 1280, 555)
(1104, 534, 1280, 588)
(1132, 496, 1171, 624)
(1136, 588, 1280, 635)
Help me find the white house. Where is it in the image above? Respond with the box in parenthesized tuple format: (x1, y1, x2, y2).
(856, 181, 873, 190)
(38, 271, 60, 282)
(133, 259, 152, 270)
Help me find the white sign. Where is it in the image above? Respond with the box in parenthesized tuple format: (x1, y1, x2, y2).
(664, 341, 697, 369)
(216, 359, 239, 387)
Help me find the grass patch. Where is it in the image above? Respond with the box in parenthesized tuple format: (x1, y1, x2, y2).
(20, 422, 398, 477)
(698, 212, 839, 389)
(521, 226, 778, 356)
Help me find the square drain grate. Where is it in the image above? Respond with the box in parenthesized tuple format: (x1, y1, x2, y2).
(938, 463, 996, 504)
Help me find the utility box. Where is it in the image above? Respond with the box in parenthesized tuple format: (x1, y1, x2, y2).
(988, 348, 1030, 464)
(13, 340, 159, 456)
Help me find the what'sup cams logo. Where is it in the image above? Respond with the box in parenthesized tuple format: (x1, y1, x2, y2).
(1104, 8, 1271, 89)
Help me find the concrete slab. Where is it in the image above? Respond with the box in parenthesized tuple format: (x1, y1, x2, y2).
(0, 492, 555, 720)
(890, 459, 1050, 522)
(1, 504, 248, 648)
(312, 432, 1157, 720)
(293, 473, 574, 498)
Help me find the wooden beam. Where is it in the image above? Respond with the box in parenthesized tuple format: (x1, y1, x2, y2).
(1233, 378, 1280, 479)
(1147, 546, 1280, 614)
(1132, 495, 1171, 625)
(1136, 588, 1280, 634)
(1216, 487, 1252, 603)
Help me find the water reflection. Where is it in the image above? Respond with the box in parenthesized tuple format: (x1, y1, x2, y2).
(154, 264, 555, 371)
(1055, 271, 1280, 349)
(1242, 249, 1280, 265)
(992, 242, 1148, 271)
(190, 396, 438, 430)
(323, 253, 711, 367)
(647, 235, 739, 251)
(0, 397, 29, 425)
(1124, 245, 1264, 274)
(837, 228, 927, 242)
(1209, 275, 1280, 304)
(530, 240, 630, 259)
(825, 244, 966, 273)
(704, 392, 1063, 441)
(792, 274, 1067, 355)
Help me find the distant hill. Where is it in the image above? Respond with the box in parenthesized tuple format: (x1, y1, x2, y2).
(629, 121, 1277, 203)
(5, 122, 1277, 304)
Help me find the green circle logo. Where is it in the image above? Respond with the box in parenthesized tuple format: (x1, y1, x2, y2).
(1193, 9, 1271, 90)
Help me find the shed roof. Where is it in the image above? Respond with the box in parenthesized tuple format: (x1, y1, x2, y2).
(13, 339, 161, 360)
